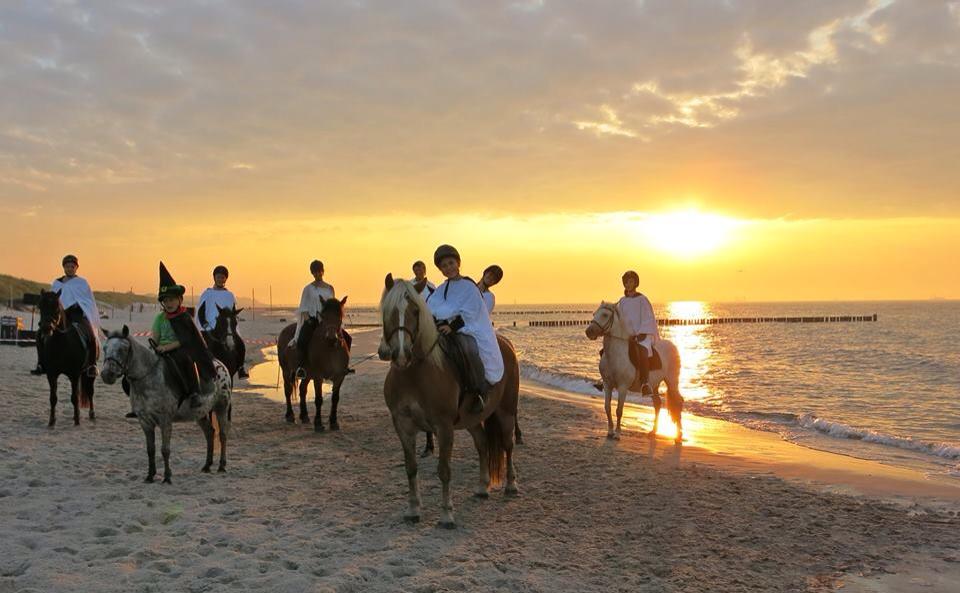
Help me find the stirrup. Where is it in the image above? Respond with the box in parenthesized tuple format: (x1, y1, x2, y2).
(469, 394, 485, 414)
(346, 367, 356, 375)
(30, 366, 44, 376)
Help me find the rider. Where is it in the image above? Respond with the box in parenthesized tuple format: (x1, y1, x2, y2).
(153, 262, 217, 409)
(477, 264, 503, 315)
(292, 260, 352, 379)
(426, 245, 503, 415)
(196, 265, 249, 379)
(618, 270, 659, 396)
(412, 260, 436, 300)
(33, 254, 101, 376)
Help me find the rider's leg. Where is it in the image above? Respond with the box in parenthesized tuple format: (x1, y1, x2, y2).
(636, 339, 652, 396)
(295, 318, 317, 379)
(32, 335, 44, 374)
(236, 334, 249, 379)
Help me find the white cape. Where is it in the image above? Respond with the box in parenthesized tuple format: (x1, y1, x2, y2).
(197, 288, 237, 331)
(426, 278, 504, 383)
(51, 275, 101, 347)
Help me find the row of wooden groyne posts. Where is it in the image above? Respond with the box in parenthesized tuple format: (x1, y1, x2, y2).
(525, 314, 879, 328)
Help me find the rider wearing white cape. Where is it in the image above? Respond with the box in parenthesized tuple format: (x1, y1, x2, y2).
(196, 265, 248, 378)
(426, 245, 504, 413)
(53, 254, 101, 347)
(617, 270, 659, 395)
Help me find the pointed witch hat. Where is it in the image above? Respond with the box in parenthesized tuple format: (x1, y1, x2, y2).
(158, 261, 186, 301)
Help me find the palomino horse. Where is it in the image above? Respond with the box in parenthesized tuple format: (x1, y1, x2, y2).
(277, 297, 350, 431)
(380, 275, 520, 528)
(101, 326, 232, 483)
(37, 289, 96, 427)
(585, 302, 684, 443)
(205, 305, 244, 382)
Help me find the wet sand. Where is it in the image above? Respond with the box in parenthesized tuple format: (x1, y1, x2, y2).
(1, 324, 959, 592)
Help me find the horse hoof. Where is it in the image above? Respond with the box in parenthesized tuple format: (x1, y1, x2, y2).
(314, 423, 325, 433)
(89, 412, 96, 420)
(285, 415, 295, 424)
(419, 448, 433, 458)
(505, 485, 520, 497)
(647, 431, 657, 440)
(201, 466, 211, 473)
(515, 437, 524, 445)
(437, 520, 457, 530)
(403, 514, 421, 524)
(473, 491, 490, 499)
(329, 422, 340, 431)
(300, 416, 310, 424)
(613, 432, 621, 441)
(606, 432, 615, 440)
(217, 467, 226, 473)
(74, 419, 80, 426)
(162, 477, 172, 485)
(144, 476, 155, 483)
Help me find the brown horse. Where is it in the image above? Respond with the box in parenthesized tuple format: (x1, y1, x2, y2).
(380, 275, 519, 528)
(277, 297, 350, 431)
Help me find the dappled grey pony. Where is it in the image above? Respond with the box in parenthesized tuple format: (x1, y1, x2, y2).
(585, 302, 684, 443)
(101, 326, 232, 483)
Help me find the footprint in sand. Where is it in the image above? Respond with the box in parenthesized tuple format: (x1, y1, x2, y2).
(94, 527, 119, 538)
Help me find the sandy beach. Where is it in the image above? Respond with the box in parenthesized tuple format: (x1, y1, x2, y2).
(1, 316, 959, 592)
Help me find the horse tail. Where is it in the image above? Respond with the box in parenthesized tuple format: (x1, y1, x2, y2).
(79, 373, 93, 409)
(666, 343, 683, 425)
(483, 411, 506, 488)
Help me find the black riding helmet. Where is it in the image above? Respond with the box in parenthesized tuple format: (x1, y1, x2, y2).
(433, 245, 460, 268)
(213, 265, 229, 279)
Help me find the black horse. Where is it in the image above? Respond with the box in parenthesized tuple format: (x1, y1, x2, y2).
(203, 305, 245, 383)
(37, 289, 97, 427)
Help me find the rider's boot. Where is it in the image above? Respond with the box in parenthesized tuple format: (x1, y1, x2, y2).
(237, 366, 249, 379)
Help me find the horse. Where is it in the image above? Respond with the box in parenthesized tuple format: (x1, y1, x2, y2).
(277, 297, 351, 431)
(380, 275, 520, 528)
(100, 326, 232, 483)
(585, 302, 684, 443)
(205, 305, 244, 382)
(36, 289, 96, 427)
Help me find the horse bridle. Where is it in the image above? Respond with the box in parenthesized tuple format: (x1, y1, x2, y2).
(588, 305, 617, 335)
(104, 335, 155, 382)
(383, 304, 439, 362)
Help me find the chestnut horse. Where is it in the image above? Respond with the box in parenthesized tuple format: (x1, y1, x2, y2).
(277, 297, 350, 431)
(380, 275, 519, 528)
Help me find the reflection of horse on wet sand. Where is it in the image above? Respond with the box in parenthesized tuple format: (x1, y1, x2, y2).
(277, 297, 351, 432)
(586, 302, 684, 443)
(380, 275, 519, 528)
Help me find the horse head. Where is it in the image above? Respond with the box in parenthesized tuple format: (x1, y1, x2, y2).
(212, 305, 243, 342)
(100, 325, 133, 385)
(319, 297, 347, 344)
(585, 301, 619, 340)
(379, 274, 439, 369)
(38, 289, 65, 335)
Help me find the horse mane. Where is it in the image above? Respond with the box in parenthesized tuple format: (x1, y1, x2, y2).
(380, 278, 443, 367)
(320, 297, 343, 316)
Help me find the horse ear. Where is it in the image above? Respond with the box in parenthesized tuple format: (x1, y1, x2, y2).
(101, 327, 109, 337)
(55, 289, 62, 297)
(340, 296, 348, 306)
(385, 274, 394, 290)
(235, 307, 244, 314)
(216, 304, 222, 312)
(122, 325, 129, 338)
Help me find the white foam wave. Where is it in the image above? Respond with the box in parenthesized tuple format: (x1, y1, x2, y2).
(797, 413, 960, 460)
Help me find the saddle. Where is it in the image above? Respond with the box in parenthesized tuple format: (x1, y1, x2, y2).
(160, 349, 214, 402)
(600, 344, 662, 371)
(439, 332, 489, 400)
(65, 305, 99, 371)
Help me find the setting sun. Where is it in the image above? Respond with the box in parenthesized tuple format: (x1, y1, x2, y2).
(640, 210, 746, 259)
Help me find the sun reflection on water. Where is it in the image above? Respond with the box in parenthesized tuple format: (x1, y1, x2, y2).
(660, 301, 713, 403)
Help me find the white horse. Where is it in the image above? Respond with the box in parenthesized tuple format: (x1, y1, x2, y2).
(101, 326, 232, 483)
(585, 302, 684, 443)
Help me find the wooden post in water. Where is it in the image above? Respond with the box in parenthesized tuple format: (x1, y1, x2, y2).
(252, 288, 256, 322)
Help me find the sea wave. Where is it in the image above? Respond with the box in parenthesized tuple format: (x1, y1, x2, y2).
(518, 363, 960, 464)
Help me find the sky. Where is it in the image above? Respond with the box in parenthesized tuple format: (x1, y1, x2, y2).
(1, 0, 958, 304)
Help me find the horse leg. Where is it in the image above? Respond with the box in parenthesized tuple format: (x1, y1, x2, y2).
(47, 374, 57, 428)
(144, 425, 157, 483)
(85, 375, 95, 420)
(160, 421, 173, 484)
(667, 382, 684, 445)
(313, 379, 324, 433)
(69, 375, 80, 426)
(603, 383, 615, 439)
(420, 432, 435, 458)
(391, 414, 421, 523)
(650, 390, 662, 438)
(283, 372, 295, 423)
(199, 414, 215, 473)
(436, 425, 456, 529)
(466, 425, 490, 498)
(217, 403, 229, 473)
(502, 413, 520, 496)
(514, 419, 524, 445)
(299, 378, 310, 424)
(328, 376, 343, 431)
(614, 386, 627, 440)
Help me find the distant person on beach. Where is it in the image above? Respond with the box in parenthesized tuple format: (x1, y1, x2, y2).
(292, 260, 352, 379)
(426, 245, 503, 414)
(477, 264, 503, 316)
(196, 265, 248, 379)
(412, 260, 435, 299)
(32, 254, 101, 376)
(618, 270, 659, 396)
(152, 262, 217, 409)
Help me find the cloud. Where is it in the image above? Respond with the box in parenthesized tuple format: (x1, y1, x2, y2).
(0, 0, 957, 219)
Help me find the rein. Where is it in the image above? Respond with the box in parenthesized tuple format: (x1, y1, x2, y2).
(105, 336, 159, 382)
(589, 306, 629, 342)
(383, 317, 440, 362)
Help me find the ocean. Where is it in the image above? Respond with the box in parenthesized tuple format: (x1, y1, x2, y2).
(344, 300, 960, 479)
